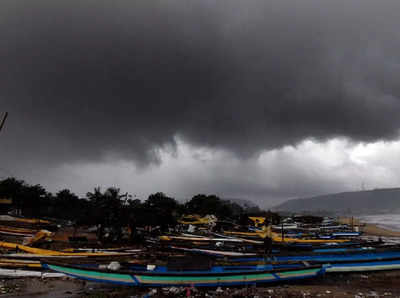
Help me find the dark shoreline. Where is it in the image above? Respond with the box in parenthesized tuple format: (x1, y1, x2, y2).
(2, 270, 400, 297)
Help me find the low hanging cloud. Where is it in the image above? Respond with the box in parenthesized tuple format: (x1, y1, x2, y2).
(1, 0, 400, 197)
(27, 138, 400, 207)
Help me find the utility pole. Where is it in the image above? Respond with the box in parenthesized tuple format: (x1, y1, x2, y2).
(0, 112, 8, 133)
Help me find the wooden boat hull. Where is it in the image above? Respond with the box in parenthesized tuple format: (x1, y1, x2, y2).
(0, 241, 135, 257)
(170, 246, 258, 257)
(220, 251, 400, 273)
(271, 233, 350, 244)
(274, 250, 400, 263)
(0, 268, 64, 278)
(42, 262, 325, 287)
(325, 258, 400, 273)
(222, 231, 351, 243)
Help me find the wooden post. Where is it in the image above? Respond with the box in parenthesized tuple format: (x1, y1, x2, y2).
(351, 216, 354, 232)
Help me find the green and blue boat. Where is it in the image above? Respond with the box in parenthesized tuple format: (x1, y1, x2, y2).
(42, 261, 325, 287)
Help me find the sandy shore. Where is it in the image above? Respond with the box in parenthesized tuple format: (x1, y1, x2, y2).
(3, 271, 400, 297)
(338, 216, 400, 237)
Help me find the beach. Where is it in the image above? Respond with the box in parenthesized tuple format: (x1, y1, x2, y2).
(3, 216, 400, 297)
(2, 271, 400, 297)
(338, 216, 400, 237)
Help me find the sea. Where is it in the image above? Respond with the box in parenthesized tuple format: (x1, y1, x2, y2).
(359, 213, 400, 231)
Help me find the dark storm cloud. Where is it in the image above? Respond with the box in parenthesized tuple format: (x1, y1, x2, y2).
(1, 0, 400, 167)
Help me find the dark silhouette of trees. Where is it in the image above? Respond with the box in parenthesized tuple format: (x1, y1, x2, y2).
(142, 192, 179, 231)
(0, 177, 26, 214)
(0, 177, 50, 217)
(86, 187, 130, 242)
(52, 189, 87, 221)
(185, 194, 244, 220)
(0, 177, 270, 243)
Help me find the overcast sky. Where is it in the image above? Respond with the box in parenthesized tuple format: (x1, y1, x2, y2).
(1, 0, 400, 207)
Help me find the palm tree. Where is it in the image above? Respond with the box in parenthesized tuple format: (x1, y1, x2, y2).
(86, 187, 127, 242)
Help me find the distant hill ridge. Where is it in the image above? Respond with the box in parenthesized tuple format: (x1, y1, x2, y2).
(273, 188, 400, 214)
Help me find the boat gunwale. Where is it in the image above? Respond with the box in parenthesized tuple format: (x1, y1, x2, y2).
(42, 260, 323, 277)
(127, 256, 400, 270)
(216, 246, 400, 259)
(307, 256, 400, 266)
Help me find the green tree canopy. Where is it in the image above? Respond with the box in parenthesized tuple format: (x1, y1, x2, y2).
(185, 194, 244, 220)
(142, 192, 179, 230)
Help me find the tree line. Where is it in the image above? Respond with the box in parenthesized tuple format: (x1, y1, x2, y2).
(0, 177, 279, 242)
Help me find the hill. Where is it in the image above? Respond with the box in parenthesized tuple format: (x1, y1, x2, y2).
(273, 188, 400, 215)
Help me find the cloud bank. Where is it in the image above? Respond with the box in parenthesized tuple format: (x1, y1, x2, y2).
(1, 0, 400, 203)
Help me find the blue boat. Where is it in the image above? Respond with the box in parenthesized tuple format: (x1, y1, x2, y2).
(325, 259, 400, 272)
(42, 261, 325, 287)
(273, 250, 400, 263)
(174, 245, 400, 273)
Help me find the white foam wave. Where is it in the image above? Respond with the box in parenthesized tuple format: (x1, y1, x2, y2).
(359, 214, 400, 231)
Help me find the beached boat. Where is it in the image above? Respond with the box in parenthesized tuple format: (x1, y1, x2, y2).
(273, 248, 400, 263)
(42, 261, 325, 287)
(0, 241, 136, 257)
(271, 232, 350, 244)
(212, 247, 400, 273)
(127, 258, 400, 274)
(204, 246, 400, 263)
(159, 235, 263, 244)
(0, 268, 65, 278)
(325, 258, 400, 272)
(170, 246, 258, 257)
(162, 249, 400, 273)
(0, 225, 38, 237)
(0, 258, 41, 268)
(223, 227, 351, 244)
(268, 257, 400, 273)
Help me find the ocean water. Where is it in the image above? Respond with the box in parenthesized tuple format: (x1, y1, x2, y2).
(359, 214, 400, 231)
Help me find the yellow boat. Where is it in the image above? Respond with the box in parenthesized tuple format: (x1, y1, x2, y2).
(223, 231, 265, 238)
(178, 215, 216, 225)
(14, 217, 51, 224)
(0, 241, 134, 256)
(271, 232, 349, 243)
(24, 230, 53, 245)
(248, 217, 266, 227)
(0, 225, 38, 235)
(159, 235, 263, 244)
(225, 227, 350, 243)
(0, 258, 41, 268)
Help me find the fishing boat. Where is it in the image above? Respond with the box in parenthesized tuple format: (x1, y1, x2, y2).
(170, 246, 258, 257)
(0, 268, 65, 278)
(0, 225, 38, 237)
(271, 232, 350, 244)
(0, 258, 41, 268)
(159, 235, 263, 244)
(325, 258, 400, 272)
(0, 241, 136, 257)
(273, 247, 400, 263)
(267, 256, 400, 273)
(223, 226, 351, 244)
(212, 246, 400, 273)
(42, 260, 325, 287)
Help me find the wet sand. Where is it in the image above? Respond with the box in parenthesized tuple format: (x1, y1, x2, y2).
(3, 271, 400, 297)
(1, 278, 123, 297)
